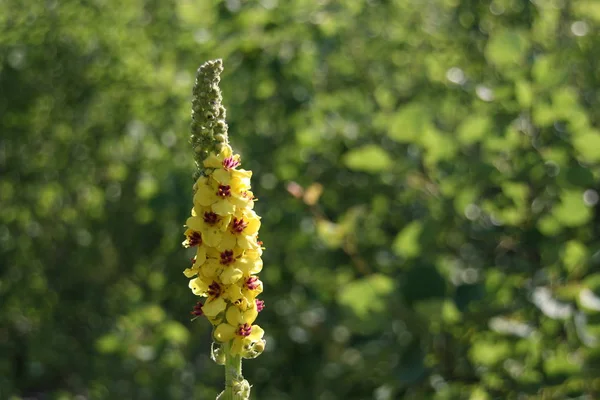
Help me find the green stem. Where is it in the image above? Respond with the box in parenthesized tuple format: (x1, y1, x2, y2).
(223, 343, 243, 400)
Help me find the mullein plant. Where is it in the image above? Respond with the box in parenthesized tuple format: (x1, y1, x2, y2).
(183, 59, 266, 400)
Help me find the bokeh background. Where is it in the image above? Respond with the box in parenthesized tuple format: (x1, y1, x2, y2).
(2, 0, 600, 399)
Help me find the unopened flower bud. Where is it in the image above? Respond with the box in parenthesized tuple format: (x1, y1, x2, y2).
(232, 378, 251, 399)
(210, 342, 226, 365)
(242, 338, 266, 359)
(189, 59, 229, 172)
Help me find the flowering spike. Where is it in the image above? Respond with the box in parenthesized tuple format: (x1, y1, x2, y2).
(182, 60, 265, 400)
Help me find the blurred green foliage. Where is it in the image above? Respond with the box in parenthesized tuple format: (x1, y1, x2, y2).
(2, 0, 600, 399)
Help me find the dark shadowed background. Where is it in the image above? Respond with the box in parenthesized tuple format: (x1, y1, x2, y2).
(2, 0, 600, 399)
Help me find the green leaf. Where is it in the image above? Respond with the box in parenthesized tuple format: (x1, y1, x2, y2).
(574, 1, 600, 23)
(538, 215, 563, 236)
(316, 219, 345, 248)
(469, 339, 512, 367)
(96, 334, 120, 354)
(544, 346, 582, 378)
(561, 240, 588, 276)
(162, 321, 190, 345)
(485, 30, 529, 69)
(515, 80, 533, 108)
(533, 55, 565, 87)
(573, 130, 600, 162)
(387, 103, 429, 143)
(552, 190, 592, 227)
(458, 115, 491, 145)
(422, 126, 458, 165)
(337, 274, 395, 320)
(392, 221, 423, 259)
(343, 144, 393, 173)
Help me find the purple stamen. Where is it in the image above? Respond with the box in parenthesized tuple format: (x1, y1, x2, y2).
(231, 217, 248, 233)
(246, 276, 260, 290)
(186, 231, 202, 247)
(191, 302, 204, 316)
(203, 211, 219, 225)
(255, 299, 265, 312)
(237, 323, 252, 337)
(222, 156, 240, 170)
(208, 281, 221, 297)
(217, 185, 231, 198)
(220, 250, 235, 265)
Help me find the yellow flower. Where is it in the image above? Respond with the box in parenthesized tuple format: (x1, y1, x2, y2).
(236, 252, 263, 276)
(188, 247, 260, 285)
(211, 208, 261, 251)
(242, 246, 264, 267)
(212, 167, 252, 188)
(182, 228, 204, 249)
(182, 229, 208, 278)
(203, 144, 240, 170)
(194, 175, 254, 216)
(202, 145, 251, 187)
(183, 247, 209, 278)
(225, 276, 263, 310)
(186, 207, 232, 247)
(214, 306, 265, 356)
(188, 279, 227, 318)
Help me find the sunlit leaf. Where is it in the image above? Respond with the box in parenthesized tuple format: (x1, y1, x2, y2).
(343, 144, 393, 173)
(337, 274, 395, 320)
(552, 190, 592, 227)
(392, 221, 423, 259)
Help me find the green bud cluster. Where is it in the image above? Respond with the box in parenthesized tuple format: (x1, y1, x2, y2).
(190, 59, 229, 177)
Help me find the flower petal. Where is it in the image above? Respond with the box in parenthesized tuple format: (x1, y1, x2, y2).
(194, 183, 218, 207)
(238, 256, 263, 276)
(200, 259, 221, 279)
(248, 325, 264, 341)
(244, 216, 261, 235)
(231, 169, 252, 188)
(202, 226, 223, 247)
(226, 306, 243, 326)
(195, 246, 207, 265)
(242, 306, 258, 325)
(229, 194, 251, 209)
(212, 168, 232, 185)
(212, 199, 236, 216)
(184, 267, 199, 278)
(237, 235, 259, 250)
(218, 232, 237, 251)
(186, 216, 203, 231)
(221, 266, 243, 285)
(225, 284, 244, 304)
(203, 296, 227, 317)
(230, 337, 244, 355)
(245, 248, 263, 259)
(203, 156, 222, 169)
(214, 322, 236, 342)
(189, 277, 208, 295)
(219, 214, 233, 231)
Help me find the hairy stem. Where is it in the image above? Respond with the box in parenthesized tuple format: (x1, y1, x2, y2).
(223, 343, 243, 400)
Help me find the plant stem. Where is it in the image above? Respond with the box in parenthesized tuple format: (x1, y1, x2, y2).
(223, 343, 243, 400)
